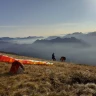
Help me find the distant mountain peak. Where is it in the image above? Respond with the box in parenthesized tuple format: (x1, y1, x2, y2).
(87, 32, 96, 36)
(72, 32, 83, 35)
(66, 32, 83, 36)
(0, 36, 44, 40)
(45, 36, 59, 40)
(34, 37, 85, 44)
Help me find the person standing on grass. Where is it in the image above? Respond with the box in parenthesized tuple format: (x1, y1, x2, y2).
(9, 60, 25, 74)
(52, 53, 56, 61)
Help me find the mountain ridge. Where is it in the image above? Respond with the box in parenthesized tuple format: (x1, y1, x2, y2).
(34, 37, 86, 44)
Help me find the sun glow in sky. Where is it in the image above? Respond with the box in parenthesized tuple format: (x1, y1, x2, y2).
(0, 0, 96, 37)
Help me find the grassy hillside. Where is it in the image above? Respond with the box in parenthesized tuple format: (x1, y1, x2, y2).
(0, 52, 96, 96)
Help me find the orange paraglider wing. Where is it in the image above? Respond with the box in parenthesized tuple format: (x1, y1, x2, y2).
(0, 55, 53, 65)
(0, 55, 15, 63)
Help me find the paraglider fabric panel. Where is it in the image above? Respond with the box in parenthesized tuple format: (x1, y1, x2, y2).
(0, 55, 53, 65)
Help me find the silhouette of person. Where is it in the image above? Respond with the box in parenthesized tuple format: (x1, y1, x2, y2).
(60, 56, 66, 62)
(52, 53, 56, 61)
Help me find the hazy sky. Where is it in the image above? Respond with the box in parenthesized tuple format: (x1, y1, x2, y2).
(0, 0, 96, 37)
